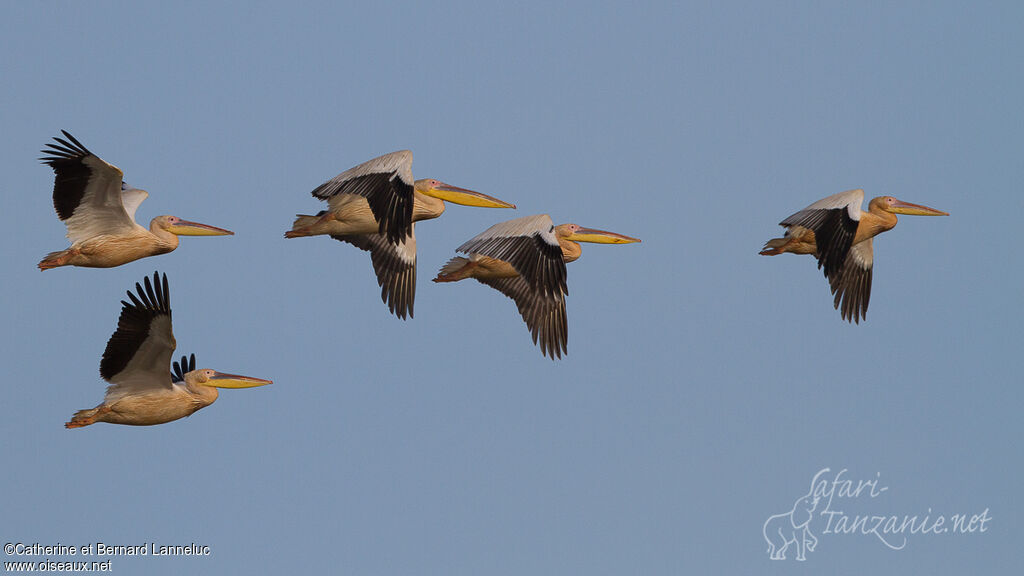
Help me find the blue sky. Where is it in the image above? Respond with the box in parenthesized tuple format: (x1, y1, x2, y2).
(1, 2, 1020, 574)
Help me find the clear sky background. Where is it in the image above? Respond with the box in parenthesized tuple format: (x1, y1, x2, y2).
(1, 2, 1020, 574)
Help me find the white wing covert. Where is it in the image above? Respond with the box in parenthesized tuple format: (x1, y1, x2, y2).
(40, 131, 139, 244)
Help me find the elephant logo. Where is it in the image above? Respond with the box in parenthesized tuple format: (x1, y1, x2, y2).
(763, 492, 820, 561)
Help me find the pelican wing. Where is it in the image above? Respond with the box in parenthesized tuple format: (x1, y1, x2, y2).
(40, 131, 139, 244)
(120, 185, 149, 223)
(829, 238, 873, 324)
(478, 276, 568, 360)
(171, 353, 196, 383)
(332, 228, 417, 319)
(99, 272, 176, 402)
(780, 189, 864, 280)
(312, 150, 415, 244)
(456, 214, 568, 300)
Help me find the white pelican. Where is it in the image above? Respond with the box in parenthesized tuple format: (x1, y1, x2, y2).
(39, 131, 233, 270)
(760, 189, 948, 323)
(65, 272, 271, 428)
(433, 214, 640, 359)
(285, 150, 516, 319)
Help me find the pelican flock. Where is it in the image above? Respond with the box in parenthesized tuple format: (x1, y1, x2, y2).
(39, 131, 233, 270)
(760, 189, 948, 322)
(65, 272, 272, 428)
(35, 128, 957, 429)
(434, 214, 640, 359)
(285, 150, 516, 319)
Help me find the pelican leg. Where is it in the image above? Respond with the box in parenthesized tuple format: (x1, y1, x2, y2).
(760, 227, 816, 256)
(759, 237, 794, 256)
(64, 404, 111, 428)
(433, 257, 475, 282)
(285, 211, 335, 238)
(38, 247, 79, 270)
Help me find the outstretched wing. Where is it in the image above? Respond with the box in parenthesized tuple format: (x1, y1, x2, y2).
(331, 227, 417, 320)
(780, 189, 864, 281)
(40, 131, 140, 243)
(100, 272, 175, 403)
(456, 214, 567, 301)
(312, 150, 415, 244)
(478, 275, 568, 360)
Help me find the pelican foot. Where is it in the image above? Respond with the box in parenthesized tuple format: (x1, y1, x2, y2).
(39, 248, 77, 270)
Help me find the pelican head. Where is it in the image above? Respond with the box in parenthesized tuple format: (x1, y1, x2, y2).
(185, 369, 273, 389)
(875, 196, 949, 216)
(414, 178, 516, 209)
(155, 215, 235, 236)
(557, 223, 642, 244)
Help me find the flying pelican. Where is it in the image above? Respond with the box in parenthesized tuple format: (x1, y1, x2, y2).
(433, 214, 640, 359)
(760, 189, 948, 323)
(285, 150, 516, 319)
(39, 131, 233, 270)
(65, 272, 271, 428)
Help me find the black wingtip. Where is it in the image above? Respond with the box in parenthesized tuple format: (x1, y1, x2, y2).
(171, 352, 197, 383)
(172, 356, 186, 383)
(39, 130, 92, 162)
(124, 272, 171, 315)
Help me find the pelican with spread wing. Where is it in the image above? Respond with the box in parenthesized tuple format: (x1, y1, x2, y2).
(65, 272, 271, 428)
(285, 150, 516, 319)
(433, 214, 640, 359)
(39, 131, 233, 270)
(760, 189, 948, 322)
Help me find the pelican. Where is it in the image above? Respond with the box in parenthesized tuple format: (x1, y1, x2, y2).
(433, 214, 640, 359)
(285, 150, 516, 319)
(760, 189, 948, 323)
(65, 272, 271, 428)
(39, 131, 233, 270)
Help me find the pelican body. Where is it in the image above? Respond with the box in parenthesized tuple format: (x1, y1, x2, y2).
(39, 131, 233, 270)
(760, 189, 948, 323)
(285, 150, 516, 319)
(65, 272, 271, 428)
(434, 214, 640, 359)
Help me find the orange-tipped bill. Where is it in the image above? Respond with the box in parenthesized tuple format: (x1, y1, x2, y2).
(423, 182, 517, 209)
(566, 227, 642, 244)
(206, 372, 272, 389)
(167, 219, 235, 236)
(890, 199, 949, 216)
